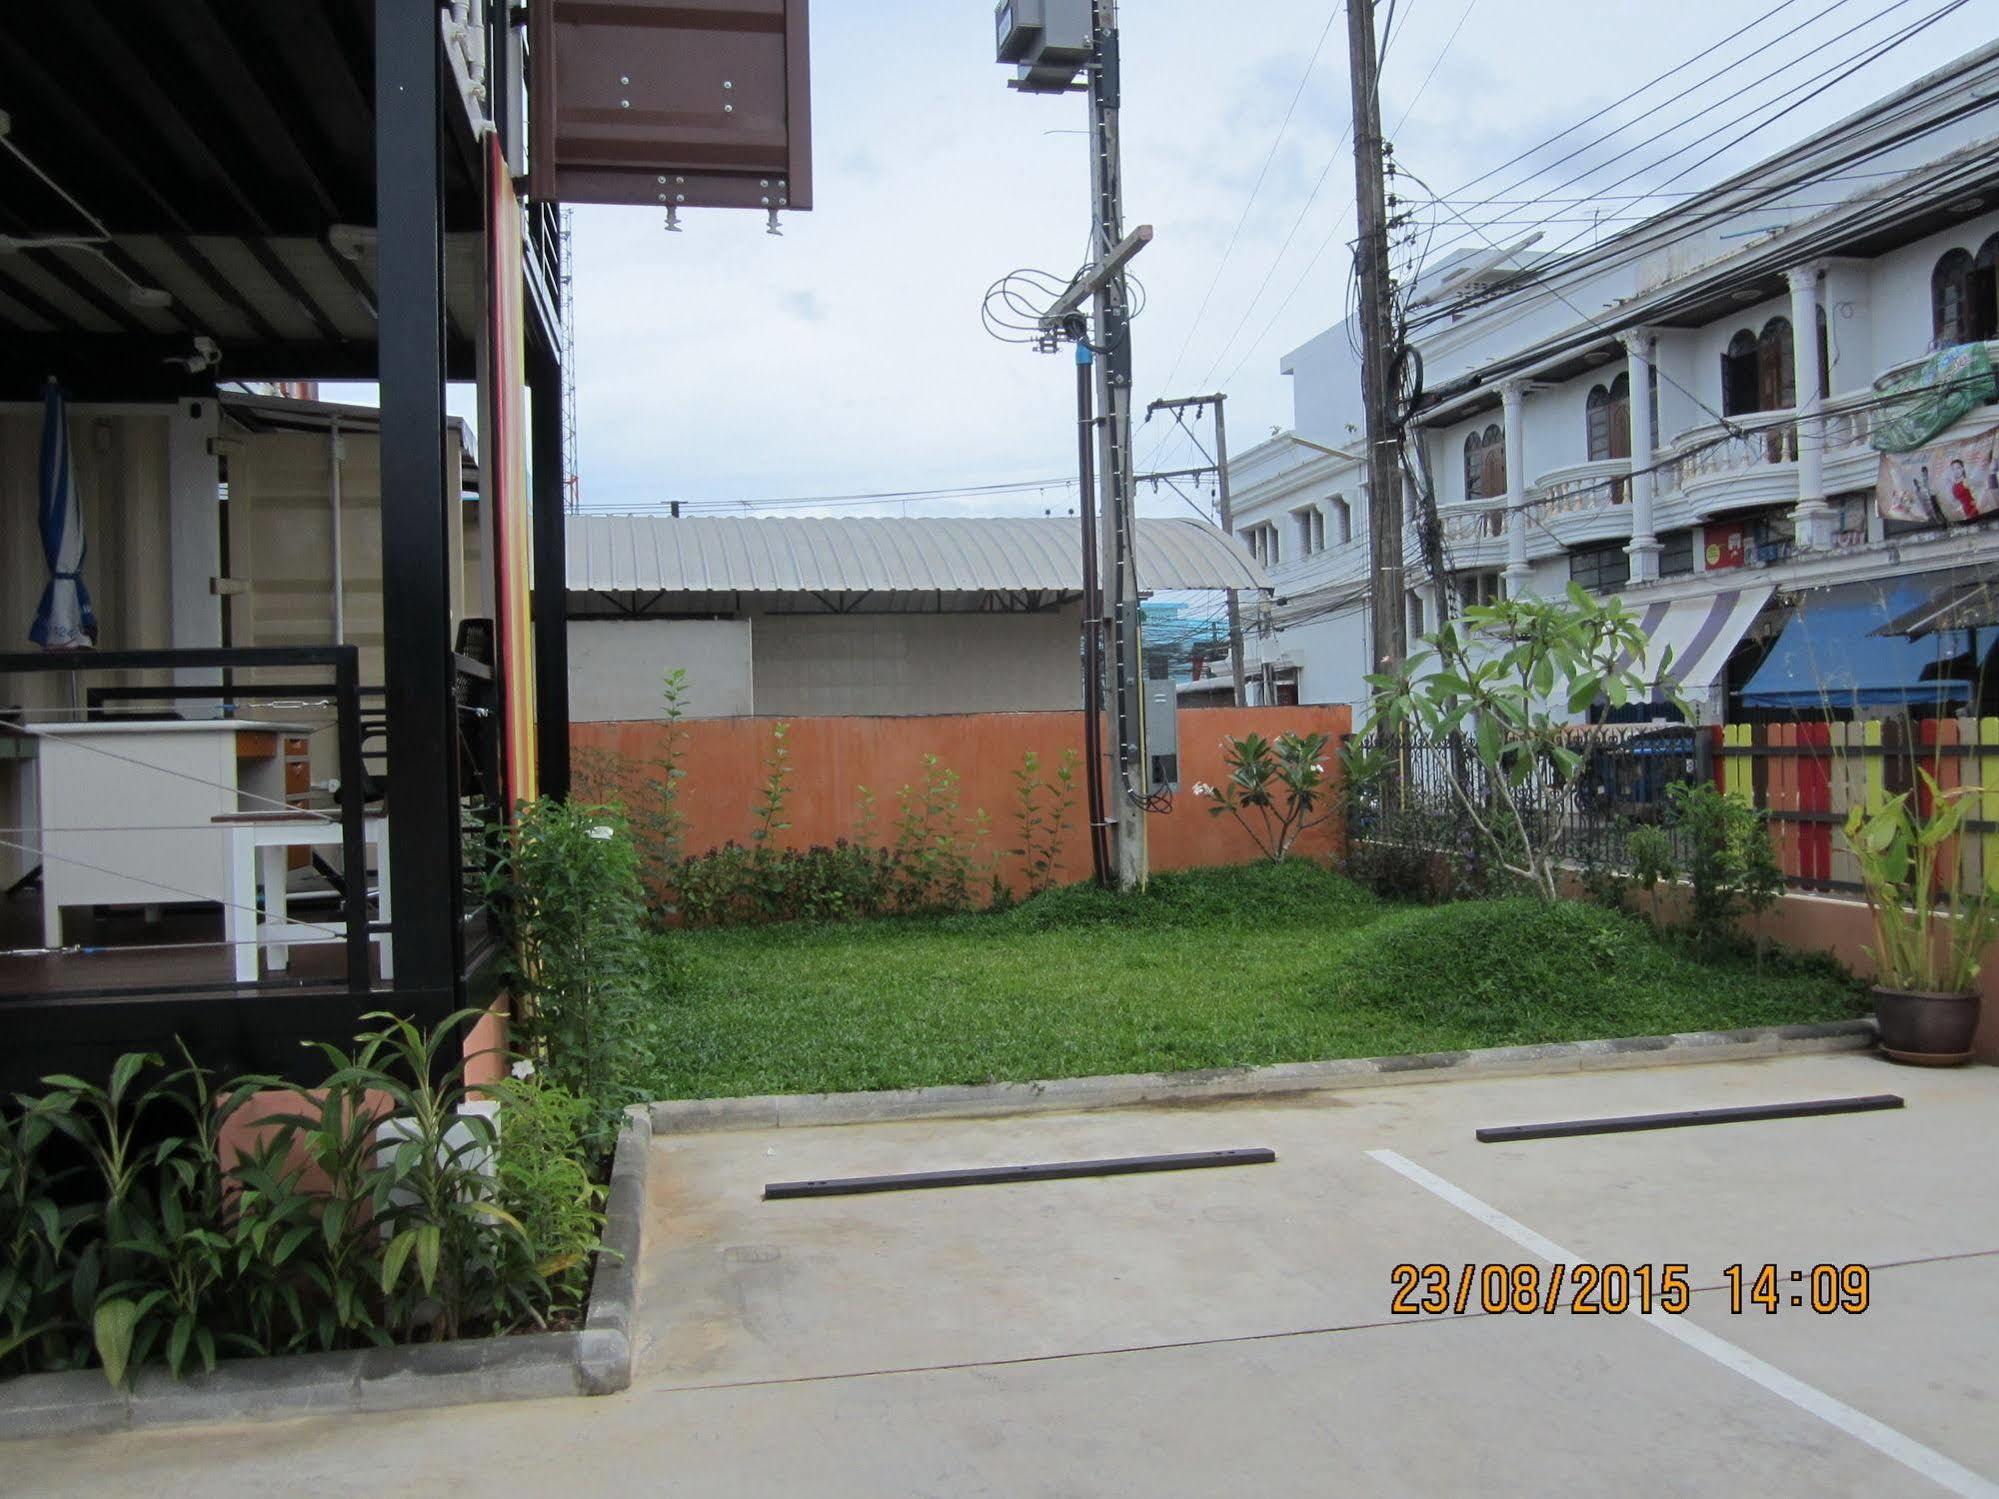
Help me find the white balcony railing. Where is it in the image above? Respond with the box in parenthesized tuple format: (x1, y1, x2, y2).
(1525, 457, 1632, 522)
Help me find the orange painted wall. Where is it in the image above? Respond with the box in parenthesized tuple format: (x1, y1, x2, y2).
(573, 705, 1351, 891)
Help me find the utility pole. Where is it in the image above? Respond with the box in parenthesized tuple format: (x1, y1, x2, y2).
(1145, 392, 1243, 707)
(996, 0, 1147, 889)
(1347, 0, 1407, 683)
(1088, 0, 1145, 891)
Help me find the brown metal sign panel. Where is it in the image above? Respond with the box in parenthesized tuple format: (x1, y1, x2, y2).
(529, 0, 812, 211)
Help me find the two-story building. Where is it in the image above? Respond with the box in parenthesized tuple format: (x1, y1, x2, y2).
(1228, 39, 1999, 728)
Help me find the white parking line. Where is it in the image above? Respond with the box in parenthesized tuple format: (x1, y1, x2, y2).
(1368, 1148, 1999, 1499)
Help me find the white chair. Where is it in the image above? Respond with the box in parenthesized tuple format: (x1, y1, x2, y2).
(216, 812, 392, 983)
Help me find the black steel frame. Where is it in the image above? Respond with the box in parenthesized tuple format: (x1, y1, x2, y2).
(376, 0, 465, 1000)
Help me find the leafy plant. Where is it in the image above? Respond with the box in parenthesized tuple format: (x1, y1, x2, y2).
(749, 721, 794, 859)
(0, 1095, 77, 1375)
(1008, 749, 1080, 897)
(489, 798, 652, 1135)
(631, 668, 693, 909)
(304, 1012, 531, 1342)
(1195, 730, 1339, 862)
(486, 1074, 607, 1321)
(1365, 586, 1684, 899)
(1626, 822, 1679, 929)
(1666, 782, 1780, 959)
(891, 756, 990, 913)
(1844, 770, 1999, 993)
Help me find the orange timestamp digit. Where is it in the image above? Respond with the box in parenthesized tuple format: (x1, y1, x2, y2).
(1722, 1263, 1870, 1314)
(1389, 1263, 1694, 1315)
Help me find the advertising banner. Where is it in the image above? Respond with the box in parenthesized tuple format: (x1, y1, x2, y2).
(1877, 423, 1999, 527)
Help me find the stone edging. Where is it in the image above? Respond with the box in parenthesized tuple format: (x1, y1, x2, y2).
(648, 1020, 1881, 1134)
(0, 1105, 655, 1441)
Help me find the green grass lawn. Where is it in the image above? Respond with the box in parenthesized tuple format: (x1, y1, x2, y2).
(637, 863, 1866, 1101)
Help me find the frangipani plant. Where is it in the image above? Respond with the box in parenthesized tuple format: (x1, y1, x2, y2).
(1843, 770, 1999, 994)
(1364, 585, 1686, 900)
(1196, 730, 1338, 863)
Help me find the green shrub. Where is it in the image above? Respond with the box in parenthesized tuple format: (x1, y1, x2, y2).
(487, 1074, 607, 1321)
(489, 798, 652, 1132)
(1328, 899, 1855, 1043)
(1666, 782, 1783, 959)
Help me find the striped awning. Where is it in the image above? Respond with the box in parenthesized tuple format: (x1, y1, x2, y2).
(1626, 586, 1774, 694)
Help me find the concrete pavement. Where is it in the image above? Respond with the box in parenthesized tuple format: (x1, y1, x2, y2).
(10, 1051, 1996, 1497)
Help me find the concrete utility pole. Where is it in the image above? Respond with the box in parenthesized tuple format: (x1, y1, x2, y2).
(1145, 393, 1243, 707)
(1346, 0, 1407, 684)
(1088, 0, 1146, 891)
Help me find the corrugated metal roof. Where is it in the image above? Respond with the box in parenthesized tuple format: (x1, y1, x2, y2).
(566, 515, 1271, 595)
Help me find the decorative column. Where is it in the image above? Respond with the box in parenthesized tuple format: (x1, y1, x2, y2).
(1502, 379, 1531, 594)
(1786, 263, 1835, 551)
(1621, 329, 1660, 583)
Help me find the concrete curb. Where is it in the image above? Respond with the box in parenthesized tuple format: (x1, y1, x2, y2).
(648, 1019, 1881, 1134)
(0, 1105, 654, 1441)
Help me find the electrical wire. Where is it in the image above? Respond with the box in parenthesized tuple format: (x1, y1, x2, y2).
(1403, 0, 1971, 331)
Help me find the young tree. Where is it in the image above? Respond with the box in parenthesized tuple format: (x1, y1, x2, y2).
(1364, 585, 1684, 900)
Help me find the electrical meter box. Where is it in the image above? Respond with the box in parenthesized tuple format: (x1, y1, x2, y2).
(995, 0, 1092, 90)
(1144, 659, 1180, 794)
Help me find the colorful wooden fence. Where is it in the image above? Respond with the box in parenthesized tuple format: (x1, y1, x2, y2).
(1715, 717, 1999, 891)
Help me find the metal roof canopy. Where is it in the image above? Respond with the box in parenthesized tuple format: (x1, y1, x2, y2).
(0, 0, 500, 397)
(1874, 576, 1999, 640)
(566, 515, 1270, 596)
(528, 0, 813, 212)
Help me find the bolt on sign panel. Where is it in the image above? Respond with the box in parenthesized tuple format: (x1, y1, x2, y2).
(528, 0, 812, 211)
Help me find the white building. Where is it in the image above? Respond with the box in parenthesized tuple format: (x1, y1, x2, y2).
(1228, 40, 1999, 726)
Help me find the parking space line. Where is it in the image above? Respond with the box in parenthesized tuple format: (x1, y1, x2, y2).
(1368, 1149, 1999, 1499)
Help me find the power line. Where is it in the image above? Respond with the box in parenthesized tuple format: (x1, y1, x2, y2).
(1403, 9, 1985, 347)
(1404, 0, 1959, 308)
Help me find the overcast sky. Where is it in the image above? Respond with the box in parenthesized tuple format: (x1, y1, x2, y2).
(548, 0, 1989, 520)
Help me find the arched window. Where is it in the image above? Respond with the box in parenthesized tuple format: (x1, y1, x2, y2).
(1464, 422, 1505, 501)
(1971, 236, 1999, 343)
(1721, 329, 1760, 417)
(1757, 317, 1795, 413)
(1586, 373, 1631, 462)
(1934, 249, 1975, 347)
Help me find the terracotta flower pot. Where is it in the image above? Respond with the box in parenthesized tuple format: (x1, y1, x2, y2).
(1871, 986, 1981, 1066)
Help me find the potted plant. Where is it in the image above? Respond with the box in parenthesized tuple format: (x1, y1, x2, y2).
(1843, 771, 1998, 1065)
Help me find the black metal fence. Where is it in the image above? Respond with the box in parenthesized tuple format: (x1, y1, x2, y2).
(1349, 725, 1710, 883)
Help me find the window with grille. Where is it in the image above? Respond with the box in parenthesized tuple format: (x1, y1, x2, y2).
(1455, 571, 1504, 609)
(1292, 505, 1325, 556)
(1328, 494, 1352, 546)
(1569, 541, 1630, 593)
(1658, 529, 1693, 577)
(1242, 523, 1280, 567)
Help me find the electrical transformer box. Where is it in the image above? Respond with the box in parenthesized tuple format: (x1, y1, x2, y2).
(1144, 659, 1180, 794)
(995, 0, 1092, 89)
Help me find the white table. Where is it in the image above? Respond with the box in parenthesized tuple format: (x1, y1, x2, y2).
(29, 719, 313, 948)
(217, 811, 392, 982)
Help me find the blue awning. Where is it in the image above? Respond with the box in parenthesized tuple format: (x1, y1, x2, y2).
(1740, 575, 1980, 710)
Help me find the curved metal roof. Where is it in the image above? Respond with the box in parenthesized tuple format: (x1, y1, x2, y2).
(566, 515, 1270, 595)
